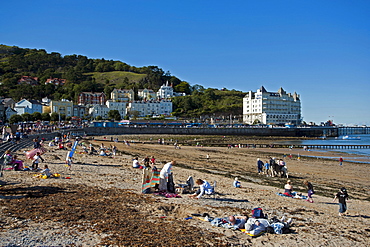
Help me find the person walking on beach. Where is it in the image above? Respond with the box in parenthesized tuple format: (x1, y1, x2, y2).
(112, 145, 117, 156)
(333, 187, 349, 216)
(303, 180, 315, 203)
(159, 160, 176, 191)
(257, 158, 264, 174)
(66, 156, 73, 171)
(264, 160, 270, 176)
(339, 157, 343, 166)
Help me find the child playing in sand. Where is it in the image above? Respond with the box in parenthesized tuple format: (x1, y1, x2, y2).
(40, 165, 52, 177)
(233, 177, 241, 188)
(32, 152, 42, 170)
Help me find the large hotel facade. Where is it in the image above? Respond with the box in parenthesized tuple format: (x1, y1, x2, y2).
(243, 86, 302, 125)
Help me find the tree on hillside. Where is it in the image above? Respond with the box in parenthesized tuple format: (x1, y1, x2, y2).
(174, 81, 191, 95)
(108, 110, 121, 121)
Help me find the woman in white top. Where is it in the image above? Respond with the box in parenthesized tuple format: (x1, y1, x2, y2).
(189, 179, 214, 199)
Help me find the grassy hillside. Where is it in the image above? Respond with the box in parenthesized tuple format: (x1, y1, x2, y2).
(86, 71, 147, 85)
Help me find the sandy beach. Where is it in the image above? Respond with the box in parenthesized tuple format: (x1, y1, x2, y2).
(0, 134, 369, 246)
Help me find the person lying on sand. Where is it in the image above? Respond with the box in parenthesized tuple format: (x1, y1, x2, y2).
(245, 220, 266, 236)
(228, 215, 248, 230)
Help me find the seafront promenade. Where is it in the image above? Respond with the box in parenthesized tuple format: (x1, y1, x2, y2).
(78, 125, 370, 137)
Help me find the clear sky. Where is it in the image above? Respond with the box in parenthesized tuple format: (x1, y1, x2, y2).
(2, 0, 369, 126)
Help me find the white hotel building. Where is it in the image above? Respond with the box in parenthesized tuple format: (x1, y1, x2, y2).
(243, 86, 302, 125)
(126, 99, 173, 117)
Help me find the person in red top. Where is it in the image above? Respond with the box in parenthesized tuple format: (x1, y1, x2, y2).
(339, 157, 343, 166)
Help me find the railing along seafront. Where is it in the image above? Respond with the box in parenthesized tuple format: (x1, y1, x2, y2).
(0, 127, 84, 156)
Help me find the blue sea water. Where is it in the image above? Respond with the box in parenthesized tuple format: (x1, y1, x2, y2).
(274, 134, 370, 157)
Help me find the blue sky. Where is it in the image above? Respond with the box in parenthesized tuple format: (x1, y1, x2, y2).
(1, 0, 369, 125)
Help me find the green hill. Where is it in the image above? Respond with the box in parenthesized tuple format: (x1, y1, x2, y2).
(0, 44, 245, 119)
(86, 71, 147, 85)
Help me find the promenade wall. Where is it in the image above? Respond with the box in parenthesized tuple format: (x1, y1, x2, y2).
(80, 126, 327, 137)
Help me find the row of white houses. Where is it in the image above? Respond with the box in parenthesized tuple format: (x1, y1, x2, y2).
(1, 85, 302, 125)
(0, 83, 177, 121)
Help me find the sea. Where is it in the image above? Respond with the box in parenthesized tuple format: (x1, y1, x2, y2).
(273, 134, 370, 162)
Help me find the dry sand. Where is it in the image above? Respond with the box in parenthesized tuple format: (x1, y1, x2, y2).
(0, 134, 369, 246)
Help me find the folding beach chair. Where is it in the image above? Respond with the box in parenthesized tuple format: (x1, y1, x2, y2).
(203, 181, 217, 199)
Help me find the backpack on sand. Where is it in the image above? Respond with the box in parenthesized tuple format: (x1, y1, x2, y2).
(252, 207, 265, 218)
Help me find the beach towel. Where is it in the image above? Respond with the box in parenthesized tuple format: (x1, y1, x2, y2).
(26, 147, 46, 159)
(276, 192, 307, 200)
(154, 192, 181, 198)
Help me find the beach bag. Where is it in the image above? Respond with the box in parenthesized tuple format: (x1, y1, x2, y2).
(167, 173, 175, 193)
(252, 208, 265, 218)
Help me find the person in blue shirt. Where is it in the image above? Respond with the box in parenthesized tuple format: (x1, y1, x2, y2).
(264, 161, 270, 176)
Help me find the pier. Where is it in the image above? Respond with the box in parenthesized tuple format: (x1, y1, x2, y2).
(188, 143, 370, 150)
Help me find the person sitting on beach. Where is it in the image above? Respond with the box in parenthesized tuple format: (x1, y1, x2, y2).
(58, 143, 66, 150)
(188, 179, 214, 199)
(150, 156, 156, 166)
(40, 165, 52, 177)
(88, 145, 96, 155)
(2, 150, 13, 167)
(11, 155, 24, 171)
(283, 180, 293, 197)
(228, 215, 248, 230)
(142, 156, 150, 167)
(99, 149, 108, 156)
(132, 157, 144, 169)
(233, 177, 241, 188)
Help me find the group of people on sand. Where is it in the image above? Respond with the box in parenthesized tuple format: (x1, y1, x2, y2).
(132, 156, 156, 169)
(283, 179, 350, 215)
(1, 150, 25, 171)
(283, 179, 314, 203)
(257, 157, 288, 178)
(131, 156, 216, 199)
(209, 212, 293, 236)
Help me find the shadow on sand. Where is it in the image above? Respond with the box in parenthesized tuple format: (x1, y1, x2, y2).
(0, 185, 73, 200)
